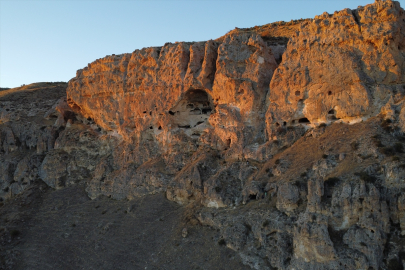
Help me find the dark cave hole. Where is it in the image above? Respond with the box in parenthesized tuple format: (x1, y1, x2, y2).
(295, 91, 300, 96)
(299, 118, 310, 123)
(283, 121, 287, 126)
(171, 89, 214, 130)
(202, 108, 212, 114)
(328, 109, 336, 115)
(158, 126, 162, 130)
(249, 194, 257, 200)
(63, 111, 76, 122)
(179, 125, 191, 129)
(185, 89, 211, 103)
(218, 239, 226, 246)
(149, 126, 153, 129)
(328, 91, 332, 95)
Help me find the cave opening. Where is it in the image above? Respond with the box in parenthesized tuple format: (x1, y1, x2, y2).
(299, 118, 310, 123)
(328, 109, 340, 121)
(249, 194, 257, 200)
(169, 89, 214, 134)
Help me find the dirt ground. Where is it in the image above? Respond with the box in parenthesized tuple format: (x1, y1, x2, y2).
(0, 181, 248, 270)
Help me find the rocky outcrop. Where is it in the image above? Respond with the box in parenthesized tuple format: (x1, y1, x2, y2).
(0, 83, 67, 200)
(266, 0, 405, 138)
(64, 0, 405, 208)
(66, 31, 279, 205)
(2, 1, 405, 269)
(59, 2, 405, 268)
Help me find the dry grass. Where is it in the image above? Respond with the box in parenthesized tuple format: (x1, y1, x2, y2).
(254, 118, 380, 183)
(216, 19, 310, 44)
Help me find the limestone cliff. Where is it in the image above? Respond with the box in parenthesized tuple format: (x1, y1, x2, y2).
(2, 0, 405, 269)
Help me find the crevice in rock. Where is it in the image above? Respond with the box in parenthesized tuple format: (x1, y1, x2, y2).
(352, 10, 361, 26)
(169, 89, 214, 134)
(298, 118, 310, 123)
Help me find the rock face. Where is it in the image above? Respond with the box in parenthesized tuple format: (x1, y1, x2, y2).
(66, 31, 279, 205)
(2, 1, 405, 269)
(266, 0, 405, 138)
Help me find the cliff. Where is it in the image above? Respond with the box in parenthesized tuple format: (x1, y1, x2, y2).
(1, 0, 405, 269)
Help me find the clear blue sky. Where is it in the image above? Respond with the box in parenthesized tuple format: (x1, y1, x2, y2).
(1, 0, 404, 88)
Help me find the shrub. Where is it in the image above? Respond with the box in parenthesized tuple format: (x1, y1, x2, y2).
(354, 171, 377, 183)
(381, 147, 395, 156)
(10, 230, 20, 238)
(351, 141, 359, 151)
(218, 239, 226, 246)
(326, 177, 340, 187)
(394, 143, 404, 153)
(381, 119, 393, 132)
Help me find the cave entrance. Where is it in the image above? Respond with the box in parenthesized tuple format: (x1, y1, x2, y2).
(169, 89, 213, 137)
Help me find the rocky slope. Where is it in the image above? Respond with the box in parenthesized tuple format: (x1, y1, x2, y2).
(1, 0, 405, 269)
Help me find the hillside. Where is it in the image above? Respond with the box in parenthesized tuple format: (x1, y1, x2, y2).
(1, 0, 405, 269)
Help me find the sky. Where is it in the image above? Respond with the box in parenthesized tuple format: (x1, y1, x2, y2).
(1, 0, 404, 88)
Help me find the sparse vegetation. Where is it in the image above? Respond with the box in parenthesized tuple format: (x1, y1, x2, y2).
(351, 141, 359, 151)
(10, 229, 20, 238)
(381, 147, 396, 156)
(218, 239, 226, 246)
(392, 156, 400, 161)
(394, 142, 404, 153)
(381, 118, 393, 132)
(354, 171, 377, 184)
(325, 177, 340, 187)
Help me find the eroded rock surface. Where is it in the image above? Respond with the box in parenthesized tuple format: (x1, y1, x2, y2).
(2, 1, 405, 269)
